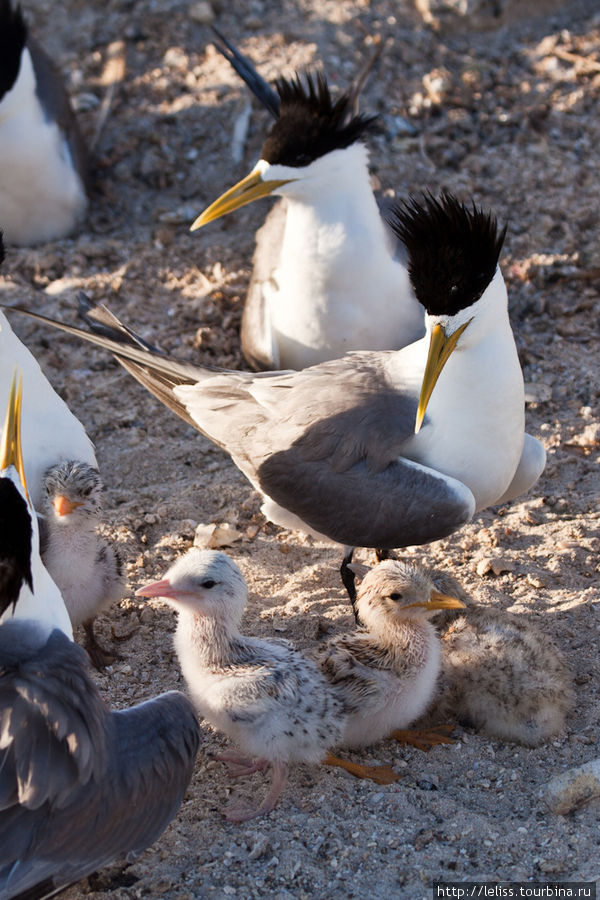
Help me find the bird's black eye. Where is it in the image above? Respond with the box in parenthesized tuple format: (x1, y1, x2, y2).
(82, 486, 93, 496)
(389, 592, 403, 601)
(294, 152, 311, 166)
(201, 579, 216, 589)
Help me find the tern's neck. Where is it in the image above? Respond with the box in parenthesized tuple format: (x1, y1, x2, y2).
(269, 144, 422, 367)
(281, 145, 387, 253)
(178, 609, 241, 668)
(367, 615, 434, 660)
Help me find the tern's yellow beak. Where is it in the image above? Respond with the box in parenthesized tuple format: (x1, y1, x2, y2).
(403, 589, 466, 612)
(190, 169, 296, 230)
(0, 371, 26, 493)
(415, 318, 473, 434)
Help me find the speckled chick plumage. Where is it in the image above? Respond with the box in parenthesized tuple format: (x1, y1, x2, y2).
(427, 573, 574, 746)
(39, 461, 124, 628)
(319, 560, 455, 749)
(137, 549, 345, 820)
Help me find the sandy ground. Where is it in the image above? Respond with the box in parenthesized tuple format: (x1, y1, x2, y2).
(1, 0, 600, 896)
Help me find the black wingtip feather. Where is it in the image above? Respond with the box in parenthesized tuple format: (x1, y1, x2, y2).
(211, 26, 280, 118)
(387, 191, 506, 317)
(0, 0, 27, 101)
(261, 71, 379, 167)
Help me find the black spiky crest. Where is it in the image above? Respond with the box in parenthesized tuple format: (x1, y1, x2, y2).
(0, 0, 27, 102)
(260, 72, 379, 168)
(388, 192, 506, 317)
(0, 478, 33, 615)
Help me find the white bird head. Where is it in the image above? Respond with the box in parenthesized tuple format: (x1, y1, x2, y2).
(350, 559, 465, 633)
(191, 72, 378, 229)
(388, 192, 507, 433)
(136, 549, 248, 627)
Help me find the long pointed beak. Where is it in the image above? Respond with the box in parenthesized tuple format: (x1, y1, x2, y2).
(0, 371, 27, 494)
(52, 495, 84, 517)
(190, 169, 295, 230)
(415, 319, 473, 434)
(403, 590, 466, 612)
(135, 578, 176, 600)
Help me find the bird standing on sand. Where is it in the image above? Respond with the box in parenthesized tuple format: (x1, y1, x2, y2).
(0, 375, 201, 900)
(319, 559, 465, 751)
(136, 548, 352, 823)
(192, 29, 423, 370)
(0, 0, 88, 245)
(426, 570, 574, 746)
(7, 193, 546, 611)
(39, 460, 125, 668)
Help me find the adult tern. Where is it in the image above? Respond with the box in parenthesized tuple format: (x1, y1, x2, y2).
(191, 29, 423, 370)
(4, 193, 546, 610)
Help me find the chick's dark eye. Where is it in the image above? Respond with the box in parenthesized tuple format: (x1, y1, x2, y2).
(201, 579, 216, 589)
(389, 592, 403, 601)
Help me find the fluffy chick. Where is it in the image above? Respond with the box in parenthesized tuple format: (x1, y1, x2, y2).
(39, 461, 125, 668)
(136, 549, 346, 823)
(319, 559, 465, 750)
(427, 571, 574, 746)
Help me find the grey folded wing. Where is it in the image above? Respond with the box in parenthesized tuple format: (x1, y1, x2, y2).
(27, 37, 89, 191)
(176, 352, 476, 548)
(318, 635, 385, 713)
(3, 306, 475, 550)
(241, 201, 287, 371)
(0, 624, 200, 899)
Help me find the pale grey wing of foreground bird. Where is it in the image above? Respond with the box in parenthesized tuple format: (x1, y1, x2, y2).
(0, 374, 201, 899)
(0, 625, 200, 899)
(0, 306, 475, 553)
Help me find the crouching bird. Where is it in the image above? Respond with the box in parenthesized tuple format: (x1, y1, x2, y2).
(318, 559, 465, 756)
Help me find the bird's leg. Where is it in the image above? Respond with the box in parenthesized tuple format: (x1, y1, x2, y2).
(323, 753, 401, 785)
(83, 620, 121, 669)
(340, 547, 360, 623)
(224, 760, 287, 823)
(389, 724, 455, 752)
(215, 751, 269, 778)
(375, 548, 396, 562)
(111, 622, 140, 642)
